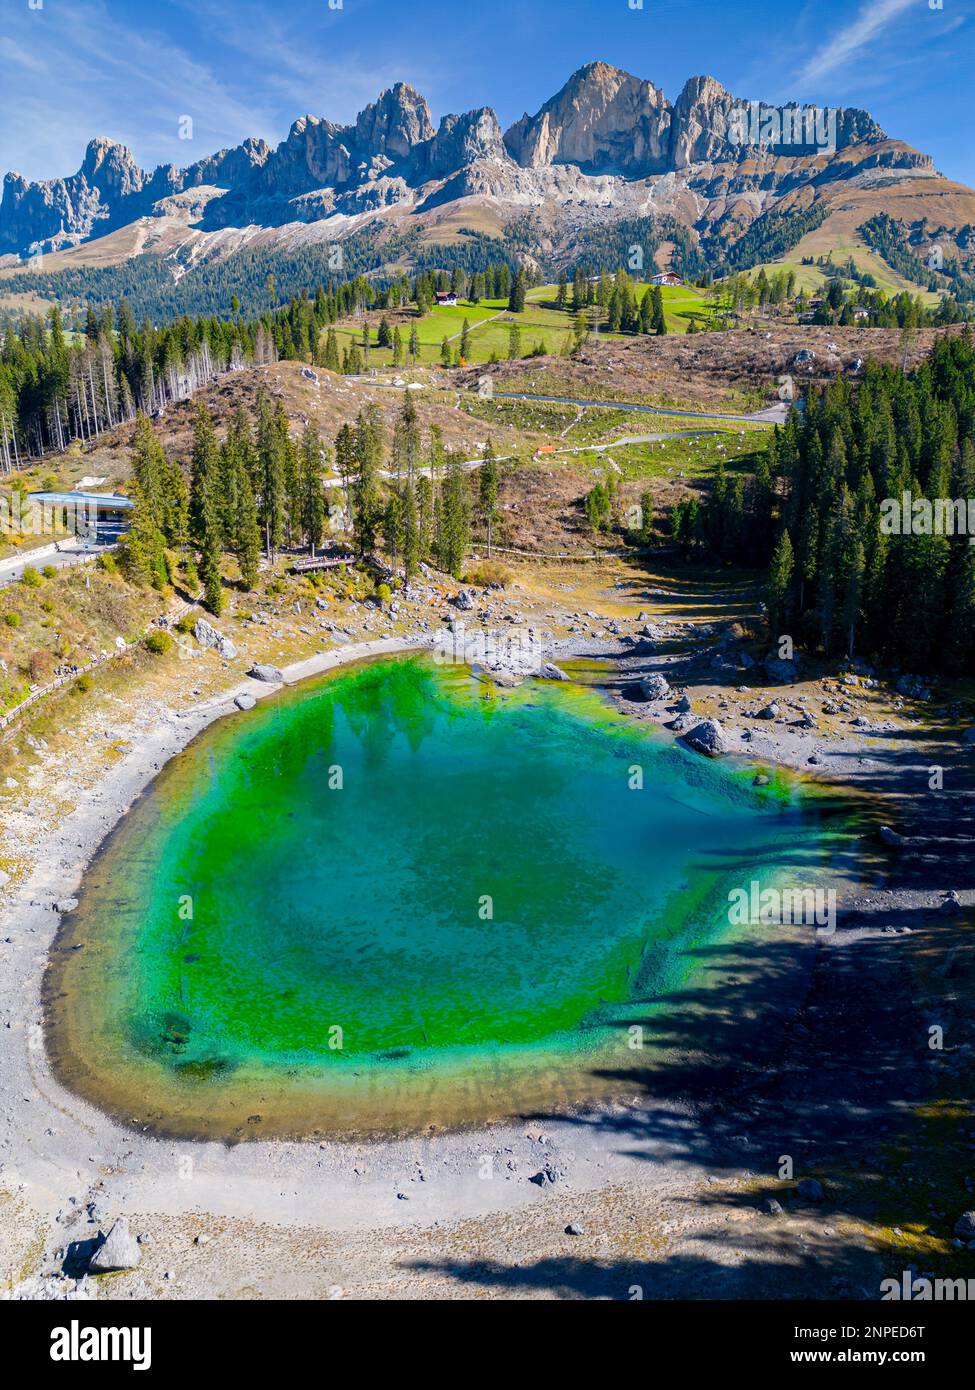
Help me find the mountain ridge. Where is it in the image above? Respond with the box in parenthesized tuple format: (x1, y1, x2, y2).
(2, 61, 972, 302)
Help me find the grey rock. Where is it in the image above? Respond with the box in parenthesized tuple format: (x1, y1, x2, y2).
(233, 693, 256, 711)
(451, 590, 475, 611)
(797, 1178, 824, 1202)
(639, 672, 671, 701)
(248, 663, 284, 683)
(953, 1211, 975, 1240)
(757, 702, 780, 720)
(54, 898, 79, 914)
(683, 719, 730, 757)
(89, 1217, 141, 1272)
(764, 656, 798, 683)
(537, 662, 569, 681)
(761, 1197, 783, 1214)
(194, 618, 238, 661)
(564, 1222, 584, 1235)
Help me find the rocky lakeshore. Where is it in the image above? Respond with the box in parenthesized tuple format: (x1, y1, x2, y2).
(2, 588, 974, 1301)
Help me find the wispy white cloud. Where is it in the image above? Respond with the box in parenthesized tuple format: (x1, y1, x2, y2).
(797, 0, 918, 84)
(0, 0, 282, 179)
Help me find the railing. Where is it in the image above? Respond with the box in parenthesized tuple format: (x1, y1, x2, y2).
(0, 545, 116, 589)
(0, 583, 184, 734)
(0, 647, 129, 731)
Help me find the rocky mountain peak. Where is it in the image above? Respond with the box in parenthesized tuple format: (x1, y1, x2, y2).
(355, 82, 435, 159)
(80, 138, 144, 196)
(504, 62, 672, 177)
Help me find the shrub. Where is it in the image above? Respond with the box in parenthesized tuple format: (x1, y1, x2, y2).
(376, 582, 392, 608)
(20, 566, 42, 588)
(42, 565, 57, 580)
(175, 612, 196, 636)
(28, 650, 53, 683)
(144, 630, 172, 656)
(74, 673, 93, 694)
(97, 552, 118, 574)
(5, 612, 21, 628)
(465, 560, 512, 588)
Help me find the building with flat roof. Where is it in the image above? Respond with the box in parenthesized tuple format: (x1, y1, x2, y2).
(27, 491, 135, 545)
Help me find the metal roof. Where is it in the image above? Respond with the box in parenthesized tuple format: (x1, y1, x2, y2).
(27, 491, 135, 509)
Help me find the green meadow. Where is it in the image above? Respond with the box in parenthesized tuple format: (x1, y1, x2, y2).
(328, 282, 709, 366)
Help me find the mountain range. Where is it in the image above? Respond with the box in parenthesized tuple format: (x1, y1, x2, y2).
(3, 62, 974, 295)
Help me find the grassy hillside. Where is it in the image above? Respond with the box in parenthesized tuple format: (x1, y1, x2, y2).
(330, 282, 705, 366)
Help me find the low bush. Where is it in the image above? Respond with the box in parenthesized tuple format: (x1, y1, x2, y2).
(144, 630, 172, 656)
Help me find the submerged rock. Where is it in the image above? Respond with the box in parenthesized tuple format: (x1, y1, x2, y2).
(89, 1218, 141, 1273)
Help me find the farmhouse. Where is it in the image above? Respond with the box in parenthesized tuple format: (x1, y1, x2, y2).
(651, 271, 683, 287)
(435, 291, 458, 306)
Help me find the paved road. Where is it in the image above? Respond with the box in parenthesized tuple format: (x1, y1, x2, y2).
(0, 542, 106, 588)
(356, 376, 790, 425)
(492, 390, 790, 425)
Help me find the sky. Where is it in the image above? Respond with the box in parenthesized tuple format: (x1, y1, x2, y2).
(1, 0, 972, 185)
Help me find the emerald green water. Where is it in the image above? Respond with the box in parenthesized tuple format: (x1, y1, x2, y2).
(47, 655, 843, 1139)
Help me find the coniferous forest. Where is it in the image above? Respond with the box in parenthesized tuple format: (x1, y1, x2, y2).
(671, 332, 975, 674)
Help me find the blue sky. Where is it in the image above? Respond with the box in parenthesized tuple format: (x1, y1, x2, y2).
(1, 0, 972, 184)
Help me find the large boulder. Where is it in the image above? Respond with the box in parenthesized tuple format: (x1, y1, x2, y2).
(89, 1217, 141, 1272)
(195, 618, 238, 661)
(896, 674, 932, 699)
(764, 655, 798, 683)
(537, 662, 569, 681)
(954, 1211, 975, 1240)
(451, 590, 475, 611)
(639, 673, 671, 701)
(683, 719, 730, 757)
(248, 663, 284, 684)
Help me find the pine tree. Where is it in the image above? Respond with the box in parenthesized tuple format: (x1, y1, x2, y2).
(299, 420, 326, 554)
(479, 441, 499, 556)
(255, 390, 284, 558)
(508, 269, 526, 313)
(189, 402, 221, 546)
(323, 328, 341, 373)
(767, 529, 795, 637)
(118, 483, 168, 590)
